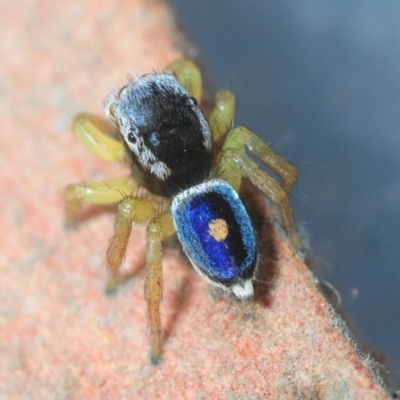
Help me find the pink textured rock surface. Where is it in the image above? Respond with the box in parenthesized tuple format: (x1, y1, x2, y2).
(0, 1, 390, 399)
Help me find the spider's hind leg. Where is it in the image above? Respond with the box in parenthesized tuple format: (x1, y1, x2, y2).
(218, 126, 300, 249)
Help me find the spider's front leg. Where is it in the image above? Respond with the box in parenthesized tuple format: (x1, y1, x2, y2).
(168, 59, 236, 149)
(208, 90, 235, 147)
(145, 213, 175, 364)
(218, 126, 301, 249)
(167, 59, 202, 104)
(65, 112, 133, 227)
(72, 113, 126, 163)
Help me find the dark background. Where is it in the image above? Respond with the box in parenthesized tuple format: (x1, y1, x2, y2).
(170, 0, 400, 389)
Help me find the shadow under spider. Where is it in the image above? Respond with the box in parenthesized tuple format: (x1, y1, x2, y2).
(239, 179, 280, 307)
(65, 203, 117, 229)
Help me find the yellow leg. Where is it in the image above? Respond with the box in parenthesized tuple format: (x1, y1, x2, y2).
(166, 59, 202, 105)
(221, 126, 298, 192)
(65, 177, 138, 227)
(167, 60, 235, 146)
(72, 113, 125, 162)
(105, 197, 158, 294)
(219, 126, 300, 248)
(144, 213, 175, 364)
(209, 90, 236, 147)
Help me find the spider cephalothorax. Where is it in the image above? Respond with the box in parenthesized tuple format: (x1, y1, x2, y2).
(65, 59, 299, 364)
(105, 73, 213, 197)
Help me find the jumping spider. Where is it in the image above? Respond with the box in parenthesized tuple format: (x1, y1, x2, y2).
(65, 59, 299, 364)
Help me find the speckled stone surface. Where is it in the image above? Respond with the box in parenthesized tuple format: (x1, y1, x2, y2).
(0, 1, 390, 399)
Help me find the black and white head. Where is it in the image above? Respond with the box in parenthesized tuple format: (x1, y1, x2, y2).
(104, 72, 213, 196)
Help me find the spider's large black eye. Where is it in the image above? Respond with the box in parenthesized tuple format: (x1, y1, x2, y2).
(190, 96, 198, 106)
(118, 85, 127, 98)
(127, 130, 137, 143)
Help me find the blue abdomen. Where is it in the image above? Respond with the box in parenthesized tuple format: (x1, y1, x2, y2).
(171, 180, 257, 284)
